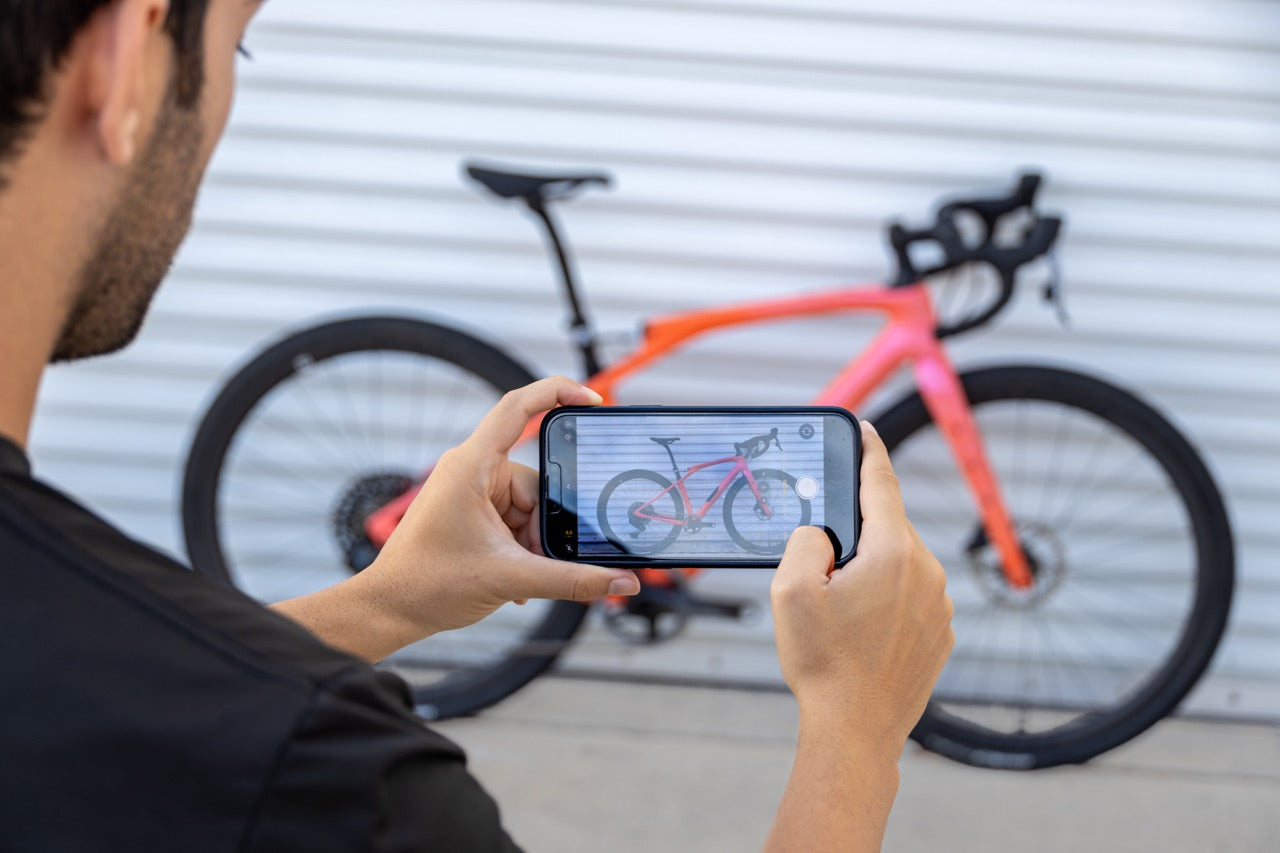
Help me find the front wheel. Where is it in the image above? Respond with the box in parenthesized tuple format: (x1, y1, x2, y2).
(723, 469, 812, 555)
(181, 316, 589, 721)
(875, 366, 1234, 769)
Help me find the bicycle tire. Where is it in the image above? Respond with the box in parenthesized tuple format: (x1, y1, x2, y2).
(872, 365, 1233, 769)
(596, 469, 684, 556)
(182, 315, 589, 721)
(723, 469, 811, 555)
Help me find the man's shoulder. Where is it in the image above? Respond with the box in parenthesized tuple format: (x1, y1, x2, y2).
(0, 465, 473, 851)
(0, 467, 362, 693)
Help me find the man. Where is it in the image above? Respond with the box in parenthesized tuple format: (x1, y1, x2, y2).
(0, 1, 954, 850)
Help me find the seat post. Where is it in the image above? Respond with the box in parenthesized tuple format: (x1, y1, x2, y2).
(661, 444, 681, 480)
(525, 197, 602, 378)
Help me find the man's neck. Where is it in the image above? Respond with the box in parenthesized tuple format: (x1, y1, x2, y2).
(0, 269, 57, 450)
(0, 118, 104, 450)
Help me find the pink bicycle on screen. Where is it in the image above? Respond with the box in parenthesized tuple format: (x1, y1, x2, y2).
(595, 427, 811, 557)
(182, 165, 1233, 770)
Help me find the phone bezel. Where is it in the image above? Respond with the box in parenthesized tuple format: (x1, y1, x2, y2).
(540, 406, 860, 568)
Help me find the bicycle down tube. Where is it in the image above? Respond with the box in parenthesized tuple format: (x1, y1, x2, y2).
(638, 456, 766, 526)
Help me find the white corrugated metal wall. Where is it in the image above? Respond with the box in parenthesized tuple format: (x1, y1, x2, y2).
(30, 0, 1280, 719)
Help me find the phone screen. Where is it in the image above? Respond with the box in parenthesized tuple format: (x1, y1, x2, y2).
(541, 407, 859, 567)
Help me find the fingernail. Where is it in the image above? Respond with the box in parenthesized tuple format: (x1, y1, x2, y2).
(608, 576, 640, 596)
(861, 420, 879, 436)
(581, 385, 604, 405)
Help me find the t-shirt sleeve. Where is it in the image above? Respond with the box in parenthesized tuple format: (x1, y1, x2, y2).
(243, 666, 523, 853)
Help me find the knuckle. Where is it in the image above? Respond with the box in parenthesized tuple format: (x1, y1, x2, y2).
(873, 465, 902, 496)
(884, 531, 914, 567)
(930, 559, 949, 592)
(769, 575, 800, 606)
(568, 573, 596, 601)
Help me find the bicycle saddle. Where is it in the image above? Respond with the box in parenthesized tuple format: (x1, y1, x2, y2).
(649, 437, 680, 447)
(465, 163, 611, 204)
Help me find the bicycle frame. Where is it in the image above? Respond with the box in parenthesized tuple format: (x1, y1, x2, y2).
(635, 455, 770, 526)
(590, 280, 1031, 588)
(367, 279, 1032, 589)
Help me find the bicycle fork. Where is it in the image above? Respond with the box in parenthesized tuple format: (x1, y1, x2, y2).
(914, 355, 1034, 589)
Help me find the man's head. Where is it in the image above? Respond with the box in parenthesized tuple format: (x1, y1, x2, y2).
(0, 1, 210, 179)
(0, 0, 261, 361)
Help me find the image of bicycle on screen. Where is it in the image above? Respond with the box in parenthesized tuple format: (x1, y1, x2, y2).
(550, 412, 822, 560)
(594, 426, 810, 559)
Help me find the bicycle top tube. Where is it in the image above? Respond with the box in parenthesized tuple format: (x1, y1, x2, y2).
(587, 280, 939, 412)
(665, 455, 754, 520)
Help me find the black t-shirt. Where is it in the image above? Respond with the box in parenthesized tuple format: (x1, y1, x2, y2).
(0, 437, 521, 852)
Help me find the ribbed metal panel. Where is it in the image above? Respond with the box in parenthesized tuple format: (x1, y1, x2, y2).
(30, 0, 1279, 718)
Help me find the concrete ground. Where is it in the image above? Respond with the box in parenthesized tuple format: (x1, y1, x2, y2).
(435, 677, 1280, 852)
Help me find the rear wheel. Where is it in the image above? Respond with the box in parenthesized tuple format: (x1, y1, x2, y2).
(182, 316, 588, 720)
(876, 366, 1234, 769)
(596, 470, 684, 556)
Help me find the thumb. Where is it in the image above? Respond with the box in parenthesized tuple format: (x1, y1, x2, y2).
(774, 526, 836, 587)
(508, 554, 640, 602)
(771, 526, 835, 608)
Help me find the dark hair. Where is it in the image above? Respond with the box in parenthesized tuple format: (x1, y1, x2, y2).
(0, 0, 210, 178)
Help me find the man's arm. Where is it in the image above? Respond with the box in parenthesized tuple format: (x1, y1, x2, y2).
(765, 422, 954, 852)
(245, 665, 523, 853)
(270, 377, 640, 661)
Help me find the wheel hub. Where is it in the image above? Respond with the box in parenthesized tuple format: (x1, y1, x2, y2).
(965, 519, 1065, 608)
(331, 472, 414, 573)
(626, 500, 650, 536)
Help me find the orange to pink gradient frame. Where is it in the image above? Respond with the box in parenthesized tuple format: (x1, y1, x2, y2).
(588, 280, 1032, 590)
(367, 279, 1032, 591)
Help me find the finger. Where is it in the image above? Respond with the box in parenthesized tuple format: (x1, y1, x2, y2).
(856, 420, 908, 541)
(507, 553, 640, 601)
(469, 377, 602, 456)
(772, 526, 835, 590)
(507, 463, 540, 516)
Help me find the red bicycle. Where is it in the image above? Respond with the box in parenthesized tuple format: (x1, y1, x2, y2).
(182, 166, 1234, 769)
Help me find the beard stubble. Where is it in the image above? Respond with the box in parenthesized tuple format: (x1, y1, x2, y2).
(51, 92, 204, 363)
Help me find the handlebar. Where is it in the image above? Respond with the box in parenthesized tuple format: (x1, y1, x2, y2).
(888, 172, 1064, 338)
(735, 428, 781, 461)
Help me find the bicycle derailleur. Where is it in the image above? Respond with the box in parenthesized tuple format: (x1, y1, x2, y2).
(331, 471, 414, 573)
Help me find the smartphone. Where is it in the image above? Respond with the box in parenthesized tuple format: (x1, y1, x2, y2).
(540, 406, 860, 568)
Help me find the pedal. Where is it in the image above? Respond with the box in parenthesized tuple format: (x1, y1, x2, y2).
(603, 584, 757, 644)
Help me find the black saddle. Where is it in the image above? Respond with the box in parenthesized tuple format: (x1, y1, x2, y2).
(465, 163, 611, 205)
(649, 437, 680, 447)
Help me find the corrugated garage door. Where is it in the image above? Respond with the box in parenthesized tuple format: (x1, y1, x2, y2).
(31, 0, 1279, 719)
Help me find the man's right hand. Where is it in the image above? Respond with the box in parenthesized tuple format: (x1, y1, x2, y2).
(771, 420, 953, 744)
(765, 421, 953, 852)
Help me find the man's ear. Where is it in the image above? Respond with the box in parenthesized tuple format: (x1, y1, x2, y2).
(87, 0, 171, 167)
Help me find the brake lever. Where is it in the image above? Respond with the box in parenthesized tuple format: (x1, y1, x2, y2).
(1042, 251, 1070, 328)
